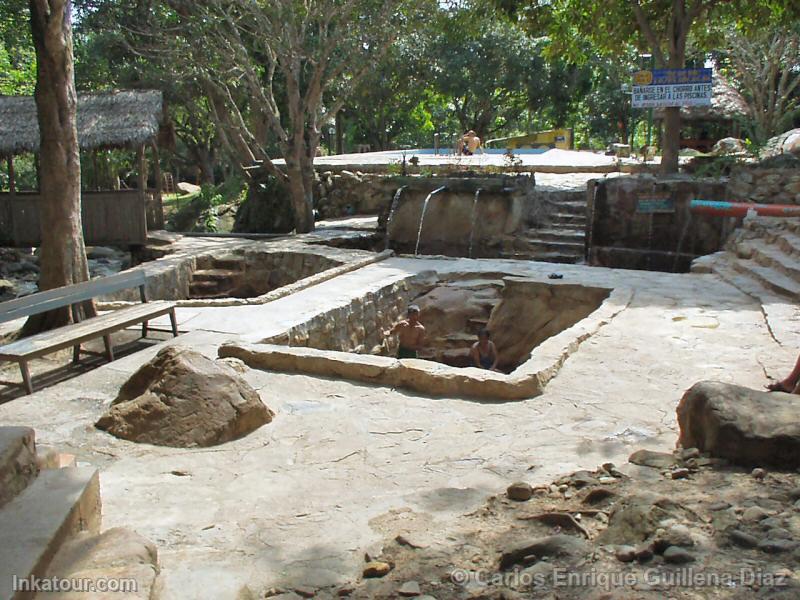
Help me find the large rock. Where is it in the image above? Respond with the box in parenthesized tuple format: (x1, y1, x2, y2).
(44, 528, 160, 600)
(677, 381, 800, 467)
(712, 137, 747, 155)
(761, 128, 800, 159)
(96, 346, 273, 447)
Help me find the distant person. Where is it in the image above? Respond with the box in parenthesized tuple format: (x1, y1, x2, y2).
(471, 328, 499, 371)
(767, 354, 800, 394)
(458, 130, 482, 156)
(384, 305, 426, 359)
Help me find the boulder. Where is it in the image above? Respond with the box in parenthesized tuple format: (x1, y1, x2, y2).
(44, 528, 160, 600)
(712, 137, 747, 155)
(96, 346, 273, 447)
(677, 381, 800, 467)
(761, 128, 800, 159)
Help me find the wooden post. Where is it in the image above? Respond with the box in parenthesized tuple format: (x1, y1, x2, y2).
(150, 142, 165, 229)
(137, 144, 152, 230)
(34, 153, 40, 192)
(91, 149, 99, 191)
(7, 156, 15, 196)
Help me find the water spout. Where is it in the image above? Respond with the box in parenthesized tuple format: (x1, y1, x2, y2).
(385, 185, 408, 250)
(414, 186, 447, 256)
(468, 188, 483, 258)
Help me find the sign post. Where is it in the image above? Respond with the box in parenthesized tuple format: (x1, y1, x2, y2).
(632, 68, 713, 109)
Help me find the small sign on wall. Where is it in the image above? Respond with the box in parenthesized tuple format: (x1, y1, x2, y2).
(637, 195, 675, 213)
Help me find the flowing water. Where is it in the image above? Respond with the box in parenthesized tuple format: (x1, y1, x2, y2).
(672, 204, 692, 273)
(415, 186, 447, 256)
(467, 188, 483, 258)
(384, 185, 408, 250)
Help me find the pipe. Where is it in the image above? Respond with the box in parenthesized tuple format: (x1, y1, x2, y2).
(690, 199, 800, 218)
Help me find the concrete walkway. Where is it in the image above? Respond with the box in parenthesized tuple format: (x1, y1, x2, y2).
(0, 255, 796, 598)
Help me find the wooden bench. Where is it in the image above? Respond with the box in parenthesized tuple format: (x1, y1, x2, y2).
(0, 270, 178, 394)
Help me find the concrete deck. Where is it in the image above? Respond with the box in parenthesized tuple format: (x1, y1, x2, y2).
(280, 148, 652, 173)
(0, 254, 797, 598)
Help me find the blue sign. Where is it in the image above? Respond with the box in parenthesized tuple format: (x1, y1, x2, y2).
(632, 68, 713, 108)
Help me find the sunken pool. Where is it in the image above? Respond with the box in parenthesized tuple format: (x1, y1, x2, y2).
(221, 272, 630, 400)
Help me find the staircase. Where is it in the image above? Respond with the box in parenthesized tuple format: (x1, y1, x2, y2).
(693, 217, 800, 300)
(0, 426, 100, 600)
(189, 255, 246, 299)
(514, 190, 588, 264)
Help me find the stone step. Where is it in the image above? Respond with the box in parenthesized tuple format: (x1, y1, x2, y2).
(0, 467, 100, 600)
(0, 427, 37, 509)
(191, 268, 244, 282)
(189, 280, 223, 293)
(730, 258, 800, 299)
(522, 238, 585, 253)
(498, 251, 583, 264)
(769, 230, 800, 258)
(195, 255, 245, 271)
(439, 332, 478, 345)
(211, 256, 246, 271)
(551, 212, 587, 225)
(546, 200, 587, 215)
(188, 283, 234, 299)
(525, 229, 585, 243)
(750, 240, 800, 284)
(467, 317, 489, 334)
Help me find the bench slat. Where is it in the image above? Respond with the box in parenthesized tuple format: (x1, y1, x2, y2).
(0, 270, 148, 324)
(0, 301, 175, 359)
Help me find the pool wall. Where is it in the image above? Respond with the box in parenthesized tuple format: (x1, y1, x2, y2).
(221, 274, 632, 400)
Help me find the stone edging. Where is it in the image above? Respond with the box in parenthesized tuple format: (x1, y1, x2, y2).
(218, 286, 633, 401)
(98, 250, 393, 310)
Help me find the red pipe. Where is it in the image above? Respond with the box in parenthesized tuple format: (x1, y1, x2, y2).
(690, 199, 800, 218)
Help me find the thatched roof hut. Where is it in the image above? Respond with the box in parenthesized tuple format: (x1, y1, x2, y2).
(0, 90, 163, 156)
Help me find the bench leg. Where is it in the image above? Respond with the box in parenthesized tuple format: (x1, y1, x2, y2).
(72, 344, 81, 364)
(141, 321, 148, 338)
(19, 361, 33, 395)
(168, 309, 179, 337)
(103, 335, 115, 362)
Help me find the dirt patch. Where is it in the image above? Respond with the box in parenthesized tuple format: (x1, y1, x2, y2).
(287, 450, 800, 599)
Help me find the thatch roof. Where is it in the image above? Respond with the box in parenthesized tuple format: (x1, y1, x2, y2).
(0, 90, 163, 156)
(655, 75, 748, 122)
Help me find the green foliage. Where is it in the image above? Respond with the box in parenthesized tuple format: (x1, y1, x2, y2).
(0, 0, 35, 94)
(0, 155, 37, 191)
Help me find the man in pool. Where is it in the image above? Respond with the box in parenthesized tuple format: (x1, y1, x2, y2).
(457, 130, 482, 155)
(384, 305, 426, 359)
(471, 328, 499, 371)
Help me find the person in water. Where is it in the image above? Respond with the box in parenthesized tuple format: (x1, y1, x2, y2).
(384, 305, 426, 359)
(767, 353, 800, 394)
(471, 328, 499, 371)
(457, 130, 482, 155)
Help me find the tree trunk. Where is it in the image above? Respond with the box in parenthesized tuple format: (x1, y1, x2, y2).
(660, 110, 681, 175)
(286, 165, 314, 233)
(22, 0, 94, 336)
(335, 111, 344, 155)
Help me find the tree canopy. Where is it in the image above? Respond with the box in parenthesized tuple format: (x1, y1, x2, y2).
(3, 0, 799, 227)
